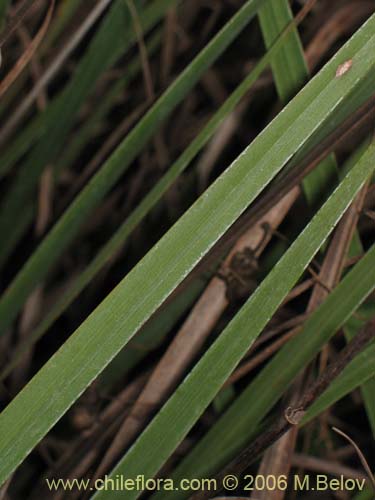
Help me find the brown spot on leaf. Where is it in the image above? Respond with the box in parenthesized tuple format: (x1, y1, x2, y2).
(336, 59, 353, 77)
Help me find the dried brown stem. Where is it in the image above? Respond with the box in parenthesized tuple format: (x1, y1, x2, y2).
(0, 0, 35, 47)
(192, 317, 375, 500)
(332, 427, 375, 493)
(0, 1, 55, 98)
(254, 181, 370, 499)
(0, 0, 113, 146)
(291, 453, 367, 482)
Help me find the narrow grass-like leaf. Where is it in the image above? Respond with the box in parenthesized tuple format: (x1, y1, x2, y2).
(338, 137, 375, 434)
(0, 0, 182, 264)
(0, 20, 160, 184)
(0, 0, 177, 183)
(260, 2, 375, 435)
(0, 19, 374, 484)
(97, 144, 375, 500)
(161, 246, 375, 499)
(259, 0, 375, 438)
(0, 0, 270, 333)
(0, 0, 130, 176)
(259, 0, 307, 99)
(1, 2, 339, 378)
(99, 278, 206, 388)
(0, 0, 166, 181)
(258, 0, 337, 208)
(1, 7, 374, 338)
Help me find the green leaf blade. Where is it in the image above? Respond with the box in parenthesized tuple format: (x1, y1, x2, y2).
(99, 144, 375, 500)
(0, 15, 374, 486)
(0, 0, 265, 332)
(156, 242, 375, 500)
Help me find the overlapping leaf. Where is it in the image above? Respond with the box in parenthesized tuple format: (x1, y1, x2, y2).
(0, 7, 374, 492)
